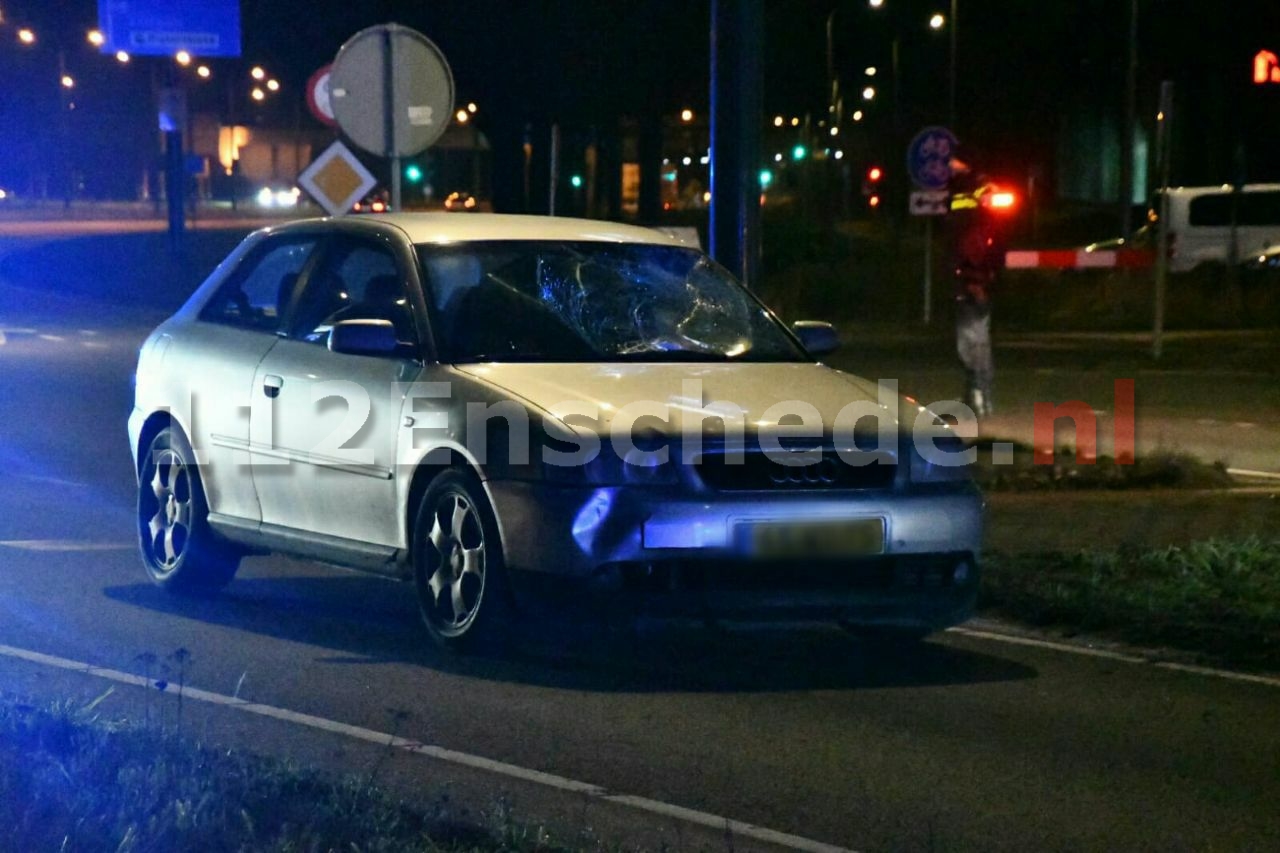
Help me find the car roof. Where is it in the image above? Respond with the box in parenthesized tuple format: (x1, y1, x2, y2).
(268, 213, 686, 247)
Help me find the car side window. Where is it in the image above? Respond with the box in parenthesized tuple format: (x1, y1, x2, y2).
(201, 236, 319, 332)
(289, 237, 418, 349)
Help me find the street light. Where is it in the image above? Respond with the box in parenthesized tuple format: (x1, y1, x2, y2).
(175, 49, 192, 66)
(197, 65, 211, 78)
(467, 102, 477, 113)
(929, 13, 945, 30)
(865, 66, 877, 76)
(455, 108, 469, 124)
(250, 87, 265, 102)
(250, 66, 265, 81)
(266, 79, 279, 92)
(680, 108, 695, 123)
(17, 27, 35, 45)
(115, 50, 130, 63)
(869, 0, 884, 7)
(852, 109, 864, 121)
(86, 30, 104, 47)
(862, 86, 876, 100)
(773, 115, 784, 127)
(60, 74, 74, 89)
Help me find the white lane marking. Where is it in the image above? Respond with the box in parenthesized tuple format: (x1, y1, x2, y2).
(947, 627, 1280, 689)
(0, 540, 135, 552)
(37, 334, 64, 342)
(0, 642, 857, 853)
(1227, 468, 1280, 481)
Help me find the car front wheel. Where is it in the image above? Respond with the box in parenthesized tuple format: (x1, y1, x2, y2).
(412, 470, 512, 652)
(137, 427, 240, 593)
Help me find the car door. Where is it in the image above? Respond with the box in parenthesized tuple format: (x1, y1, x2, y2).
(183, 232, 322, 525)
(249, 230, 424, 548)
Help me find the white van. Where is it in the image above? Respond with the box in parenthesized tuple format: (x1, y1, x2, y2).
(1154, 184, 1280, 271)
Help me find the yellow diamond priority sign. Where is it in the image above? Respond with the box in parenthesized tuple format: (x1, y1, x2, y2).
(298, 141, 378, 216)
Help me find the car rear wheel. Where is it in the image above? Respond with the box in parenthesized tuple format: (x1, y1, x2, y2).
(137, 427, 240, 593)
(412, 470, 512, 652)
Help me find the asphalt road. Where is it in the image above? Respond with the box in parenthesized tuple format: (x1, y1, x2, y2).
(1, 247, 1279, 851)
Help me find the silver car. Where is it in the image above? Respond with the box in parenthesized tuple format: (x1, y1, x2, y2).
(129, 214, 982, 650)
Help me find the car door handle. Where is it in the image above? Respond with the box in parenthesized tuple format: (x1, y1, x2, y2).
(263, 374, 283, 398)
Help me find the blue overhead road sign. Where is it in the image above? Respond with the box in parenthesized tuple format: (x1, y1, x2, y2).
(98, 0, 242, 58)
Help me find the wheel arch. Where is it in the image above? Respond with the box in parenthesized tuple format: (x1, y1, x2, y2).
(403, 445, 504, 558)
(135, 410, 193, 477)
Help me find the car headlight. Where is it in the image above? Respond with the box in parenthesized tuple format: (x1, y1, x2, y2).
(542, 435, 680, 486)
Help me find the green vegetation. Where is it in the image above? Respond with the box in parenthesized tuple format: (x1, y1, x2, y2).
(982, 538, 1280, 668)
(971, 441, 1235, 492)
(0, 693, 575, 853)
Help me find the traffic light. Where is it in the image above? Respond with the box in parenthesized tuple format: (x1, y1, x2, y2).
(862, 165, 884, 210)
(404, 163, 424, 183)
(570, 174, 584, 189)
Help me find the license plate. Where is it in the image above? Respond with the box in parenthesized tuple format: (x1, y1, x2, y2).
(746, 517, 886, 559)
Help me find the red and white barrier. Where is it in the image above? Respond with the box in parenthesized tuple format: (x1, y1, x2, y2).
(1004, 249, 1154, 270)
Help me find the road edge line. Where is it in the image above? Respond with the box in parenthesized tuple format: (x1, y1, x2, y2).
(946, 627, 1280, 688)
(0, 642, 856, 853)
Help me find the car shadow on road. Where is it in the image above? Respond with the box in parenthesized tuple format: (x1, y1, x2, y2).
(104, 570, 1037, 694)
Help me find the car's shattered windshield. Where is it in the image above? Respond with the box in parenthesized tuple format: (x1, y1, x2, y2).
(416, 241, 808, 363)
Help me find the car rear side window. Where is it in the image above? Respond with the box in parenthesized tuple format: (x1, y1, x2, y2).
(201, 236, 319, 332)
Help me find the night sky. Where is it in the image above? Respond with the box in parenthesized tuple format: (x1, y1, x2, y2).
(3, 1, 1280, 202)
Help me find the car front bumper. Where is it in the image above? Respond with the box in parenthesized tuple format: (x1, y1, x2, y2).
(487, 480, 983, 627)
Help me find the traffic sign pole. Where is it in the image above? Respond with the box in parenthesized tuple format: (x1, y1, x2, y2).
(906, 127, 957, 327)
(924, 218, 933, 325)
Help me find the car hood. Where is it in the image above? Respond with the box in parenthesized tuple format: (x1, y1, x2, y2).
(453, 362, 907, 438)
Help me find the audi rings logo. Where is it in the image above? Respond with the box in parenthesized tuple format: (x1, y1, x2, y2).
(768, 456, 843, 486)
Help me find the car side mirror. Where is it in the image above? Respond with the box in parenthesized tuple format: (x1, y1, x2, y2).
(792, 320, 840, 357)
(328, 319, 400, 356)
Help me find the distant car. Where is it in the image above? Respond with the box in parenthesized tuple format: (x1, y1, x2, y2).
(443, 191, 478, 212)
(1108, 185, 1280, 271)
(128, 214, 982, 650)
(352, 191, 390, 214)
(1084, 224, 1154, 255)
(1243, 243, 1280, 271)
(255, 185, 301, 209)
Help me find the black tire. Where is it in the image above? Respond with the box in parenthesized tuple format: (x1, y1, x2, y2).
(137, 427, 240, 594)
(412, 469, 513, 652)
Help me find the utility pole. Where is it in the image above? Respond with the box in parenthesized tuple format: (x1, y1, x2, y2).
(710, 0, 764, 289)
(1120, 0, 1139, 237)
(1152, 81, 1173, 361)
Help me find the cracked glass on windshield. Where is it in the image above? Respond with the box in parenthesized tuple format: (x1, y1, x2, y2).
(416, 241, 807, 363)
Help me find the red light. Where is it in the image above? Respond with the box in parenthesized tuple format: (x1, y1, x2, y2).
(1255, 50, 1280, 84)
(869, 195, 881, 208)
(867, 167, 883, 182)
(982, 187, 1017, 212)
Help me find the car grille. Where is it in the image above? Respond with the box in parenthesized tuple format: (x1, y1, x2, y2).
(695, 450, 898, 491)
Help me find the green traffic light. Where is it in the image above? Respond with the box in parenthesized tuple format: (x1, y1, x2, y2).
(792, 145, 807, 161)
(404, 164, 424, 183)
(759, 169, 774, 189)
(570, 174, 584, 189)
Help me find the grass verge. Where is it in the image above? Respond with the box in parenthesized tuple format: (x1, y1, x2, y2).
(970, 441, 1235, 491)
(0, 693, 573, 853)
(981, 538, 1280, 669)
